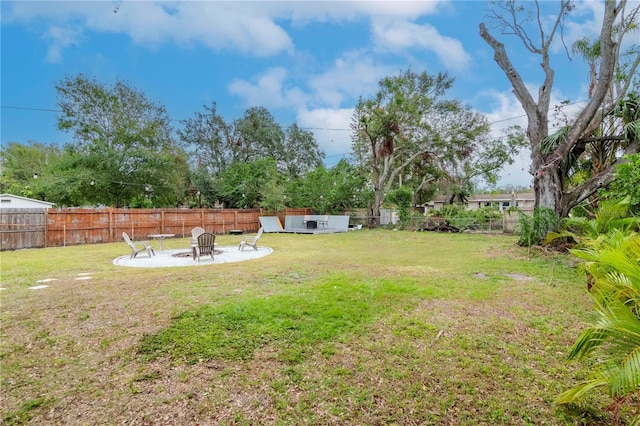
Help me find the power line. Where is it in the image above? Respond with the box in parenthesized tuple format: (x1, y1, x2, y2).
(1, 105, 64, 113)
(1, 98, 591, 131)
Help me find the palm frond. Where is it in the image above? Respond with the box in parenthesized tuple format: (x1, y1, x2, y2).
(624, 120, 640, 144)
(538, 126, 570, 154)
(556, 377, 609, 404)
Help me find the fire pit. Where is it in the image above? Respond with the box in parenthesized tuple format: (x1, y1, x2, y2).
(172, 250, 223, 258)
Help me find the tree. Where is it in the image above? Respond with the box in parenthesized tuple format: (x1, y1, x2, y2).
(480, 1, 640, 216)
(216, 158, 279, 208)
(351, 69, 504, 225)
(433, 121, 527, 205)
(177, 102, 236, 176)
(56, 74, 189, 207)
(0, 141, 63, 199)
(351, 69, 452, 225)
(281, 123, 324, 178)
(285, 160, 369, 214)
(179, 104, 324, 182)
(602, 153, 640, 214)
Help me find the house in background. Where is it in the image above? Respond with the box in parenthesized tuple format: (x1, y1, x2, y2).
(422, 192, 535, 212)
(0, 194, 56, 209)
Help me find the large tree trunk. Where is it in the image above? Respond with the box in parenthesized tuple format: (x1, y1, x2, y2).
(534, 162, 564, 215)
(370, 189, 382, 227)
(479, 1, 628, 217)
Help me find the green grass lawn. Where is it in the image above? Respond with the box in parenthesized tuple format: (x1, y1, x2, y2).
(1, 230, 636, 424)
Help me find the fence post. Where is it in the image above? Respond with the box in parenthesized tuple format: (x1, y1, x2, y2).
(44, 209, 48, 248)
(109, 208, 113, 243)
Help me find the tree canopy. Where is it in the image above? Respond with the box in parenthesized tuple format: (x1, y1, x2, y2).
(52, 74, 189, 207)
(351, 69, 521, 224)
(480, 0, 640, 216)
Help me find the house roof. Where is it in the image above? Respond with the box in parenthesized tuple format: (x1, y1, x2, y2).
(0, 193, 56, 208)
(432, 192, 535, 203)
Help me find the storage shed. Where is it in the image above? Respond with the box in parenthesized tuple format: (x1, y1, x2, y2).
(0, 194, 55, 209)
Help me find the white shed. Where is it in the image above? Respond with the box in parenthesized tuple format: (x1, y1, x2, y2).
(0, 194, 55, 209)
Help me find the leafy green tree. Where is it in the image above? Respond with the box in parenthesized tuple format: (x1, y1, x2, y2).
(179, 104, 324, 182)
(603, 153, 640, 214)
(217, 159, 279, 208)
(285, 160, 370, 214)
(386, 186, 413, 229)
(351, 69, 451, 225)
(177, 102, 235, 176)
(55, 74, 189, 207)
(282, 123, 324, 178)
(0, 141, 63, 199)
(436, 124, 527, 204)
(259, 178, 287, 214)
(352, 69, 501, 226)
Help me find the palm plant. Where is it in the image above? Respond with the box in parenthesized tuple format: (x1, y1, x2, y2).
(544, 198, 640, 248)
(516, 207, 562, 248)
(557, 231, 640, 424)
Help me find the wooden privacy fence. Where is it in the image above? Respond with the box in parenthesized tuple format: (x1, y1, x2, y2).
(46, 207, 265, 248)
(0, 208, 48, 250)
(1, 207, 313, 250)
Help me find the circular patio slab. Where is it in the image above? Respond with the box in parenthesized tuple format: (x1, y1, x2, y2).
(113, 246, 273, 268)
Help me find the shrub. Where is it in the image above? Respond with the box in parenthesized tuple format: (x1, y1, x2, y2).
(515, 207, 561, 247)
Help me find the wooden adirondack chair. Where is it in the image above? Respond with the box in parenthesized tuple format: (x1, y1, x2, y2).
(194, 232, 216, 262)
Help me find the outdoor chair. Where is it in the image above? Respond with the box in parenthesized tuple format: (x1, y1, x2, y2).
(239, 227, 263, 251)
(194, 232, 216, 262)
(122, 232, 155, 259)
(190, 226, 205, 246)
(318, 214, 329, 228)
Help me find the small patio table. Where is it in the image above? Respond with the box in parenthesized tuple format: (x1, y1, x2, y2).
(148, 233, 175, 252)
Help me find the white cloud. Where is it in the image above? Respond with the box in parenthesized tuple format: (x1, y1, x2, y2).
(228, 68, 289, 108)
(307, 50, 395, 108)
(297, 107, 354, 162)
(3, 1, 454, 63)
(228, 67, 311, 111)
(42, 25, 81, 63)
(282, 1, 446, 25)
(6, 1, 295, 58)
(371, 19, 471, 71)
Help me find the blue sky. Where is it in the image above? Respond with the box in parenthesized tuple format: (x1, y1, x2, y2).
(0, 1, 623, 188)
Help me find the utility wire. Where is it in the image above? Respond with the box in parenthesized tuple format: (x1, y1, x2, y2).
(3, 100, 590, 131)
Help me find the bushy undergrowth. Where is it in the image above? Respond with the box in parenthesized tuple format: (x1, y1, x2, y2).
(425, 205, 502, 230)
(515, 207, 562, 247)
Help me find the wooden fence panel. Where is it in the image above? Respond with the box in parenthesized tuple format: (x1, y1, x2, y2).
(1, 207, 308, 250)
(0, 209, 47, 250)
(503, 208, 532, 234)
(49, 208, 266, 247)
(47, 208, 112, 246)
